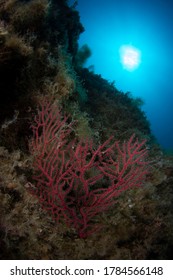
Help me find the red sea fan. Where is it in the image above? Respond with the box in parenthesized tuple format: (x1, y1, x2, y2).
(29, 100, 149, 238)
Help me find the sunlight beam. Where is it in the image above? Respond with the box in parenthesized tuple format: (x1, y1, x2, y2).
(119, 45, 141, 71)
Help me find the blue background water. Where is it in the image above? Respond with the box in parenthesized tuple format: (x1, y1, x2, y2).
(71, 0, 173, 150)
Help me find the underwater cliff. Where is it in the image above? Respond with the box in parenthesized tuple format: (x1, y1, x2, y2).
(0, 0, 173, 259)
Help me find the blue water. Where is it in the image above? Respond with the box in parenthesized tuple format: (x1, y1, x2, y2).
(72, 0, 173, 150)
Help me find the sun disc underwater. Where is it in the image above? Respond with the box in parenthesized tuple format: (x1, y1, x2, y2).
(119, 45, 141, 71)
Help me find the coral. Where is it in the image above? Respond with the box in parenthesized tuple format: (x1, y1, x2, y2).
(29, 100, 149, 238)
(0, 142, 173, 259)
(0, 0, 172, 260)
